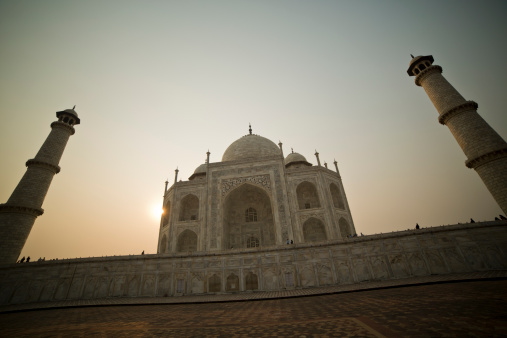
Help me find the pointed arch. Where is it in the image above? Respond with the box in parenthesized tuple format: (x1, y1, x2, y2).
(223, 183, 275, 250)
(339, 217, 351, 239)
(160, 234, 168, 253)
(226, 273, 239, 291)
(303, 217, 327, 243)
(208, 274, 221, 292)
(296, 181, 321, 209)
(177, 229, 197, 252)
(179, 194, 199, 221)
(330, 183, 345, 209)
(162, 201, 171, 226)
(245, 272, 258, 290)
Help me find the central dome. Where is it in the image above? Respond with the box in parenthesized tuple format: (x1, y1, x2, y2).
(222, 134, 281, 162)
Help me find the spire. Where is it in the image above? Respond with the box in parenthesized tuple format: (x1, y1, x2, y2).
(278, 141, 284, 157)
(410, 54, 414, 58)
(334, 159, 341, 178)
(314, 150, 321, 166)
(206, 150, 210, 166)
(174, 167, 179, 183)
(249, 123, 252, 135)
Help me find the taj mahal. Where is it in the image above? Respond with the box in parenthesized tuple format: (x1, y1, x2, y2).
(0, 55, 506, 305)
(158, 125, 355, 255)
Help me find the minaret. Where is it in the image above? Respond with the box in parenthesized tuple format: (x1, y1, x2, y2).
(0, 107, 80, 264)
(408, 55, 507, 213)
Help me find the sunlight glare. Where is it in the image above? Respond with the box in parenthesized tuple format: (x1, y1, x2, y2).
(151, 205, 164, 219)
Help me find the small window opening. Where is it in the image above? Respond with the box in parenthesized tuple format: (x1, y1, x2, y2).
(63, 116, 69, 123)
(245, 207, 257, 222)
(418, 64, 426, 71)
(247, 237, 259, 248)
(190, 215, 196, 221)
(305, 203, 311, 209)
(414, 69, 420, 75)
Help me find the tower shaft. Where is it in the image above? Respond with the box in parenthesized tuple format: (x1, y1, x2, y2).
(0, 109, 79, 264)
(409, 56, 507, 213)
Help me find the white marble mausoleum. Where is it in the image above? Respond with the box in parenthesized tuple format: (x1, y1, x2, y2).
(158, 127, 355, 254)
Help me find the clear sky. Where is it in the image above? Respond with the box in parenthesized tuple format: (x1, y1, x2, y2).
(1, 0, 506, 260)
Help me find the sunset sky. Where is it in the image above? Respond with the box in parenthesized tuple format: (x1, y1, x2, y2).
(1, 1, 506, 260)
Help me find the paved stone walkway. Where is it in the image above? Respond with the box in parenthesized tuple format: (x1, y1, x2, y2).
(0, 271, 506, 337)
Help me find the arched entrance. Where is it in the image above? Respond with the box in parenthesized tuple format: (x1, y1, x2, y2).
(160, 234, 167, 253)
(223, 184, 275, 250)
(179, 194, 199, 221)
(339, 217, 351, 239)
(177, 229, 197, 252)
(303, 217, 327, 243)
(296, 181, 321, 209)
(330, 183, 345, 209)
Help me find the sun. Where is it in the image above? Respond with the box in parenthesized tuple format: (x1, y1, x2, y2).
(151, 204, 164, 219)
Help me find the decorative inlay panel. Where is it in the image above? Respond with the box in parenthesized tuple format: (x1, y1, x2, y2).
(300, 213, 325, 223)
(221, 175, 271, 197)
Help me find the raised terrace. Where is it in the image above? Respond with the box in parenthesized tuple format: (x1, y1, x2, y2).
(1, 221, 505, 306)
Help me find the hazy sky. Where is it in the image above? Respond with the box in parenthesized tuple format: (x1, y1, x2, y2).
(1, 1, 506, 259)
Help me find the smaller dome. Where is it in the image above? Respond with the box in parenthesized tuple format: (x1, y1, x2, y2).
(189, 163, 207, 180)
(194, 164, 206, 174)
(285, 152, 311, 167)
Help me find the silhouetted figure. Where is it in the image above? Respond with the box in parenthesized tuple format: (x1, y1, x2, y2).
(353, 233, 357, 237)
(290, 240, 293, 244)
(286, 239, 289, 245)
(415, 223, 420, 229)
(500, 215, 507, 220)
(141, 251, 144, 255)
(470, 218, 475, 223)
(26, 256, 30, 262)
(495, 217, 500, 221)
(42, 257, 45, 261)
(361, 232, 364, 236)
(19, 256, 25, 263)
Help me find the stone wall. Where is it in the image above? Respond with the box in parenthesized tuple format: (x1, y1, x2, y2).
(1, 221, 506, 306)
